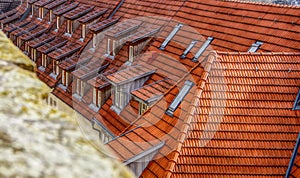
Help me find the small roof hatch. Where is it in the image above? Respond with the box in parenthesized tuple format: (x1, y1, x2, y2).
(159, 23, 183, 50)
(166, 80, 194, 117)
(192, 37, 213, 62)
(248, 41, 263, 52)
(181, 40, 197, 59)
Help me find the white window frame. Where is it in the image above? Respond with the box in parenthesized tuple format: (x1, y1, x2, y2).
(139, 102, 148, 115)
(81, 24, 86, 39)
(41, 54, 47, 68)
(93, 88, 97, 106)
(80, 80, 85, 97)
(56, 16, 60, 30)
(66, 20, 73, 34)
(92, 33, 97, 48)
(129, 45, 134, 63)
(49, 9, 53, 22)
(31, 48, 36, 61)
(53, 60, 60, 75)
(107, 38, 111, 54)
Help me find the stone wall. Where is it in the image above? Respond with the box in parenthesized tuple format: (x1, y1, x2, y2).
(0, 30, 134, 178)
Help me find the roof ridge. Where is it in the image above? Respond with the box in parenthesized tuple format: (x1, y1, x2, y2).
(216, 51, 300, 56)
(220, 0, 300, 8)
(165, 51, 217, 178)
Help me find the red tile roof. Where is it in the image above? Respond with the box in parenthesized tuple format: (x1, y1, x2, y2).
(105, 64, 156, 85)
(77, 9, 107, 24)
(63, 5, 94, 20)
(5, 0, 300, 177)
(47, 43, 81, 61)
(53, 2, 79, 16)
(44, 0, 67, 10)
(89, 17, 120, 34)
(3, 21, 30, 34)
(10, 23, 38, 37)
(36, 38, 67, 54)
(131, 79, 174, 104)
(174, 0, 300, 52)
(27, 34, 56, 49)
(34, 0, 55, 7)
(18, 26, 48, 41)
(170, 52, 300, 177)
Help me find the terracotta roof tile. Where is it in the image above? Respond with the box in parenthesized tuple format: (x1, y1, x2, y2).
(18, 26, 48, 41)
(53, 2, 79, 16)
(3, 21, 30, 34)
(172, 52, 300, 177)
(37, 38, 67, 54)
(63, 5, 94, 20)
(0, 9, 17, 21)
(10, 23, 38, 37)
(89, 17, 120, 34)
(106, 64, 156, 85)
(105, 20, 142, 39)
(131, 79, 174, 104)
(27, 34, 56, 49)
(77, 9, 107, 24)
(47, 43, 81, 61)
(44, 0, 67, 10)
(34, 0, 55, 7)
(291, 145, 300, 178)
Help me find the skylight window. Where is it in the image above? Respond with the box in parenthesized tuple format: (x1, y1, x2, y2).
(248, 41, 263, 52)
(192, 37, 214, 62)
(159, 23, 183, 50)
(166, 80, 194, 117)
(181, 40, 197, 59)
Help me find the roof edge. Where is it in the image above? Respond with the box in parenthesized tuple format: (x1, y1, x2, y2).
(221, 0, 300, 8)
(165, 51, 217, 178)
(216, 51, 300, 56)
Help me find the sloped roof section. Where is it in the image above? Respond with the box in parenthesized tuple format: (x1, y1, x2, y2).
(174, 0, 300, 52)
(172, 52, 300, 177)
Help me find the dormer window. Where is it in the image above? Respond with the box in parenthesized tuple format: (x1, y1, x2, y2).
(131, 79, 173, 115)
(139, 102, 148, 115)
(32, 48, 37, 62)
(66, 20, 73, 34)
(89, 18, 120, 49)
(105, 20, 142, 58)
(63, 5, 94, 35)
(61, 70, 70, 87)
(41, 54, 47, 68)
(129, 46, 134, 63)
(52, 60, 60, 76)
(75, 79, 86, 98)
(92, 88, 101, 107)
(38, 7, 44, 19)
(106, 65, 156, 114)
(91, 87, 110, 109)
(53, 2, 79, 31)
(126, 27, 160, 65)
(44, 0, 68, 23)
(77, 9, 107, 41)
